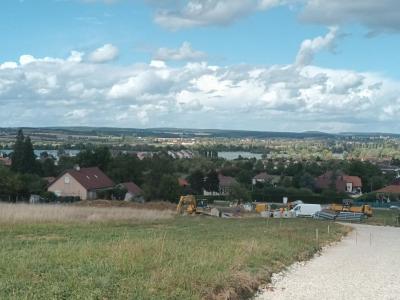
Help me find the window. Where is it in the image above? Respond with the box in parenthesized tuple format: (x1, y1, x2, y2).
(64, 176, 70, 184)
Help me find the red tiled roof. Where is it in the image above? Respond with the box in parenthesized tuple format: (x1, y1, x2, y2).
(376, 185, 400, 194)
(178, 178, 189, 187)
(342, 175, 362, 187)
(50, 167, 114, 191)
(121, 182, 143, 195)
(316, 171, 362, 190)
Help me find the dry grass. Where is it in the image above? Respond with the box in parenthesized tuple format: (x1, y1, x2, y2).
(0, 203, 174, 224)
(75, 199, 177, 211)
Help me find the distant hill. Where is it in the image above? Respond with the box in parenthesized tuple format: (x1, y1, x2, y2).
(1, 127, 399, 139)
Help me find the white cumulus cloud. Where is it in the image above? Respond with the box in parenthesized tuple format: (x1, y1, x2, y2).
(154, 42, 207, 61)
(0, 31, 399, 132)
(88, 44, 119, 63)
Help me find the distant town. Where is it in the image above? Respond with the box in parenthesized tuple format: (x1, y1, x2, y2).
(1, 127, 400, 205)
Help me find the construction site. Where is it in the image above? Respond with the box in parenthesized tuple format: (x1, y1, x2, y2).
(176, 195, 380, 223)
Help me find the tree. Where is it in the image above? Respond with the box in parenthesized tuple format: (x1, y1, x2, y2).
(107, 154, 143, 185)
(11, 130, 37, 174)
(228, 183, 251, 204)
(187, 169, 205, 194)
(57, 156, 75, 173)
(204, 170, 219, 193)
(22, 136, 37, 174)
(158, 175, 181, 202)
(236, 169, 253, 186)
(11, 129, 25, 173)
(41, 158, 57, 177)
(76, 146, 111, 170)
(295, 172, 315, 190)
(254, 160, 265, 173)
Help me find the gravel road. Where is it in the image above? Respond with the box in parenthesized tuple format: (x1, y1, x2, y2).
(255, 224, 400, 300)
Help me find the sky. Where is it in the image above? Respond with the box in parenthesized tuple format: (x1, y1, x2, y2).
(1, 0, 400, 133)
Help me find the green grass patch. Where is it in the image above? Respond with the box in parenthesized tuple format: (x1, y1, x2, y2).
(364, 209, 400, 227)
(0, 217, 348, 300)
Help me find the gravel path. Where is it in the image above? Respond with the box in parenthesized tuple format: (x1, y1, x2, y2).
(255, 224, 400, 300)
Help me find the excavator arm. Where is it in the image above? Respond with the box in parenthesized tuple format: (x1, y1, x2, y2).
(177, 195, 197, 215)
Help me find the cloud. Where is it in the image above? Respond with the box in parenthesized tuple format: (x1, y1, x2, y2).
(148, 0, 400, 34)
(153, 0, 285, 30)
(300, 0, 400, 34)
(154, 42, 207, 61)
(295, 26, 339, 67)
(80, 0, 400, 34)
(88, 44, 119, 63)
(0, 31, 399, 132)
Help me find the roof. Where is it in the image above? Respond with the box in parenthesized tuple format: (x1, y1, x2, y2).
(342, 175, 362, 187)
(316, 171, 362, 189)
(121, 182, 143, 195)
(376, 185, 400, 194)
(218, 174, 237, 187)
(178, 178, 189, 187)
(50, 167, 114, 191)
(253, 172, 271, 180)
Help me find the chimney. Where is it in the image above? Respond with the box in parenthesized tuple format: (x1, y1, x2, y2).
(74, 164, 81, 171)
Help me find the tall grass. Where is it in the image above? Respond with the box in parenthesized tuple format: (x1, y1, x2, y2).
(0, 203, 174, 224)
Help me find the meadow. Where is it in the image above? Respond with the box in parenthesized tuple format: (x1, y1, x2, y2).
(0, 204, 348, 299)
(364, 209, 400, 227)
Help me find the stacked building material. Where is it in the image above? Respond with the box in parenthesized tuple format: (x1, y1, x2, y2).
(314, 210, 365, 222)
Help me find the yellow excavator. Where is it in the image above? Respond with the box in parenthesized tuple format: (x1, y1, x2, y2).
(176, 195, 210, 215)
(329, 203, 373, 217)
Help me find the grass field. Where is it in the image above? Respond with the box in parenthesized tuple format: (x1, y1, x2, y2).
(364, 209, 400, 227)
(0, 204, 349, 300)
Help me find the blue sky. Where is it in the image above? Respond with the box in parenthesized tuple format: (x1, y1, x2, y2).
(1, 0, 400, 132)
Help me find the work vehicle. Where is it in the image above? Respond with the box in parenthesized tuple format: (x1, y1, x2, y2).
(329, 203, 373, 217)
(255, 203, 269, 213)
(292, 204, 321, 217)
(176, 195, 209, 215)
(288, 200, 303, 210)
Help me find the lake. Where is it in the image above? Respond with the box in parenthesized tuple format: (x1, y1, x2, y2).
(218, 151, 263, 160)
(0, 149, 80, 158)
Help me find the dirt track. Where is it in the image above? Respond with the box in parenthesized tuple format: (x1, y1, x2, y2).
(255, 223, 400, 300)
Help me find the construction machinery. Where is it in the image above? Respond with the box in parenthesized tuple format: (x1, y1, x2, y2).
(176, 195, 210, 215)
(255, 203, 269, 213)
(176, 195, 197, 214)
(329, 203, 373, 217)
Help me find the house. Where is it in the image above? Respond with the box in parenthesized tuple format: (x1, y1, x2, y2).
(120, 182, 144, 202)
(315, 171, 362, 195)
(375, 185, 400, 194)
(204, 174, 237, 196)
(48, 166, 114, 200)
(252, 172, 281, 186)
